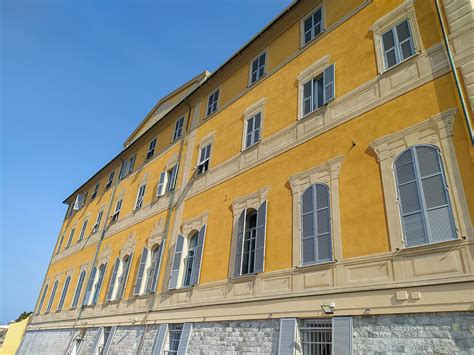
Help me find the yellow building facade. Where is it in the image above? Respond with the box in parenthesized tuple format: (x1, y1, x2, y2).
(19, 0, 474, 354)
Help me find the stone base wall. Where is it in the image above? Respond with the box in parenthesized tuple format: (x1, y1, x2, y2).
(18, 328, 74, 355)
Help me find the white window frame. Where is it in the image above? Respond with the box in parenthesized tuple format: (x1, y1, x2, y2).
(119, 155, 136, 180)
(206, 88, 220, 117)
(244, 113, 262, 150)
(105, 171, 115, 190)
(242, 98, 266, 151)
(134, 184, 147, 210)
(91, 183, 100, 200)
(92, 209, 104, 233)
(146, 137, 157, 160)
(196, 144, 211, 175)
(248, 49, 268, 86)
(300, 5, 324, 48)
(173, 117, 185, 142)
(111, 199, 122, 222)
(370, 0, 422, 74)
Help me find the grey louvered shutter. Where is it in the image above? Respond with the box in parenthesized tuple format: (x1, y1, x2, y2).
(169, 164, 179, 191)
(332, 317, 352, 355)
(149, 245, 163, 293)
(152, 324, 168, 355)
(255, 201, 267, 273)
(93, 262, 107, 305)
(91, 327, 104, 354)
(102, 326, 117, 355)
(315, 184, 332, 262)
(118, 253, 133, 299)
(177, 323, 193, 355)
(301, 187, 315, 265)
(134, 248, 148, 295)
(157, 172, 167, 197)
(278, 318, 296, 355)
(190, 225, 206, 285)
(323, 64, 335, 104)
(83, 266, 97, 305)
(106, 258, 120, 301)
(415, 146, 456, 243)
(119, 160, 129, 179)
(169, 235, 184, 289)
(234, 210, 246, 278)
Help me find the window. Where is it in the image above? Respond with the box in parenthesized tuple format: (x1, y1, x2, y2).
(67, 203, 74, 218)
(66, 228, 75, 249)
(71, 270, 86, 309)
(36, 284, 48, 315)
(92, 210, 103, 233)
(45, 280, 58, 313)
(83, 266, 97, 306)
(173, 117, 184, 142)
(157, 164, 179, 197)
(168, 324, 183, 354)
(106, 257, 120, 302)
(381, 19, 415, 69)
(242, 210, 257, 275)
(146, 244, 163, 293)
(57, 276, 71, 311)
(302, 64, 335, 117)
(106, 171, 115, 189)
(133, 247, 149, 295)
(134, 184, 146, 210)
(182, 233, 198, 287)
(300, 319, 332, 355)
(394, 145, 456, 247)
(119, 155, 136, 179)
(73, 193, 86, 211)
(78, 220, 88, 242)
(91, 183, 100, 200)
(146, 138, 157, 159)
(302, 7, 323, 46)
(91, 263, 107, 305)
(111, 199, 122, 222)
(116, 254, 132, 300)
(249, 51, 266, 85)
(245, 112, 261, 149)
(56, 234, 65, 254)
(301, 184, 332, 265)
(206, 89, 219, 116)
(197, 144, 211, 175)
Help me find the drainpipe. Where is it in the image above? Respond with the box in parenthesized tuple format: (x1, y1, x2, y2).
(434, 0, 474, 144)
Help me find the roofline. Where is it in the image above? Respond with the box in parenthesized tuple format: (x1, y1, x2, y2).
(62, 0, 301, 203)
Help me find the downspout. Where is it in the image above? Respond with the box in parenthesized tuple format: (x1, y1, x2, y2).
(434, 0, 474, 144)
(64, 159, 123, 354)
(136, 102, 193, 354)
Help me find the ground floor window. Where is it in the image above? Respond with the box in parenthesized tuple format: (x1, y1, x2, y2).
(168, 324, 183, 354)
(300, 319, 332, 355)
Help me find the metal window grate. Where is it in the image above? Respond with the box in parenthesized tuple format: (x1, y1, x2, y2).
(167, 324, 183, 354)
(301, 319, 332, 355)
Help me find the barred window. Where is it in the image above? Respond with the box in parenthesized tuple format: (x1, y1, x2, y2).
(168, 324, 183, 354)
(300, 319, 332, 355)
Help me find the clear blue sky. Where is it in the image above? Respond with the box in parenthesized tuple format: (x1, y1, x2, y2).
(0, 0, 289, 324)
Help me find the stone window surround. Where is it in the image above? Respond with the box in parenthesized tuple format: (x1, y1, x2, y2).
(228, 186, 270, 278)
(300, 3, 325, 49)
(248, 48, 269, 87)
(196, 132, 216, 172)
(370, 109, 473, 251)
(370, 0, 423, 74)
(241, 98, 266, 151)
(296, 55, 332, 119)
(288, 156, 344, 267)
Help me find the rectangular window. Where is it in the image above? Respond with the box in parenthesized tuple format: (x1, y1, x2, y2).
(168, 324, 183, 354)
(381, 19, 415, 69)
(167, 164, 179, 192)
(78, 220, 88, 242)
(300, 319, 332, 355)
(206, 89, 219, 116)
(249, 52, 266, 85)
(92, 210, 103, 233)
(146, 138, 157, 160)
(119, 155, 136, 179)
(134, 184, 146, 210)
(66, 228, 75, 249)
(45, 280, 58, 313)
(91, 183, 100, 200)
(105, 171, 115, 189)
(197, 144, 211, 175)
(245, 113, 261, 149)
(111, 199, 122, 222)
(302, 7, 323, 46)
(56, 234, 65, 254)
(302, 64, 335, 117)
(173, 117, 184, 142)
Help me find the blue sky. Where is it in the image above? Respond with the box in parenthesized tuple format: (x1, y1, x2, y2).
(0, 0, 289, 324)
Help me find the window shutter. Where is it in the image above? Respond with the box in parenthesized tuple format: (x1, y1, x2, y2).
(323, 64, 335, 104)
(148, 245, 163, 293)
(278, 318, 296, 355)
(91, 328, 104, 354)
(57, 276, 71, 311)
(106, 258, 120, 301)
(129, 155, 136, 173)
(301, 187, 316, 264)
(71, 271, 85, 309)
(117, 254, 133, 300)
(255, 201, 267, 273)
(152, 324, 168, 355)
(168, 235, 184, 289)
(73, 194, 85, 211)
(315, 184, 332, 262)
(169, 164, 179, 191)
(157, 172, 168, 197)
(92, 263, 107, 305)
(234, 210, 246, 278)
(119, 159, 129, 179)
(332, 317, 353, 355)
(36, 284, 48, 315)
(83, 266, 97, 306)
(177, 323, 193, 355)
(134, 248, 148, 295)
(190, 225, 206, 285)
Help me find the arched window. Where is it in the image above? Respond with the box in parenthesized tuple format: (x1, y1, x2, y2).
(242, 209, 258, 275)
(116, 254, 133, 300)
(57, 275, 71, 311)
(71, 270, 86, 309)
(301, 184, 332, 265)
(146, 244, 163, 293)
(45, 280, 58, 313)
(35, 284, 48, 315)
(394, 145, 456, 247)
(91, 263, 107, 305)
(183, 232, 198, 287)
